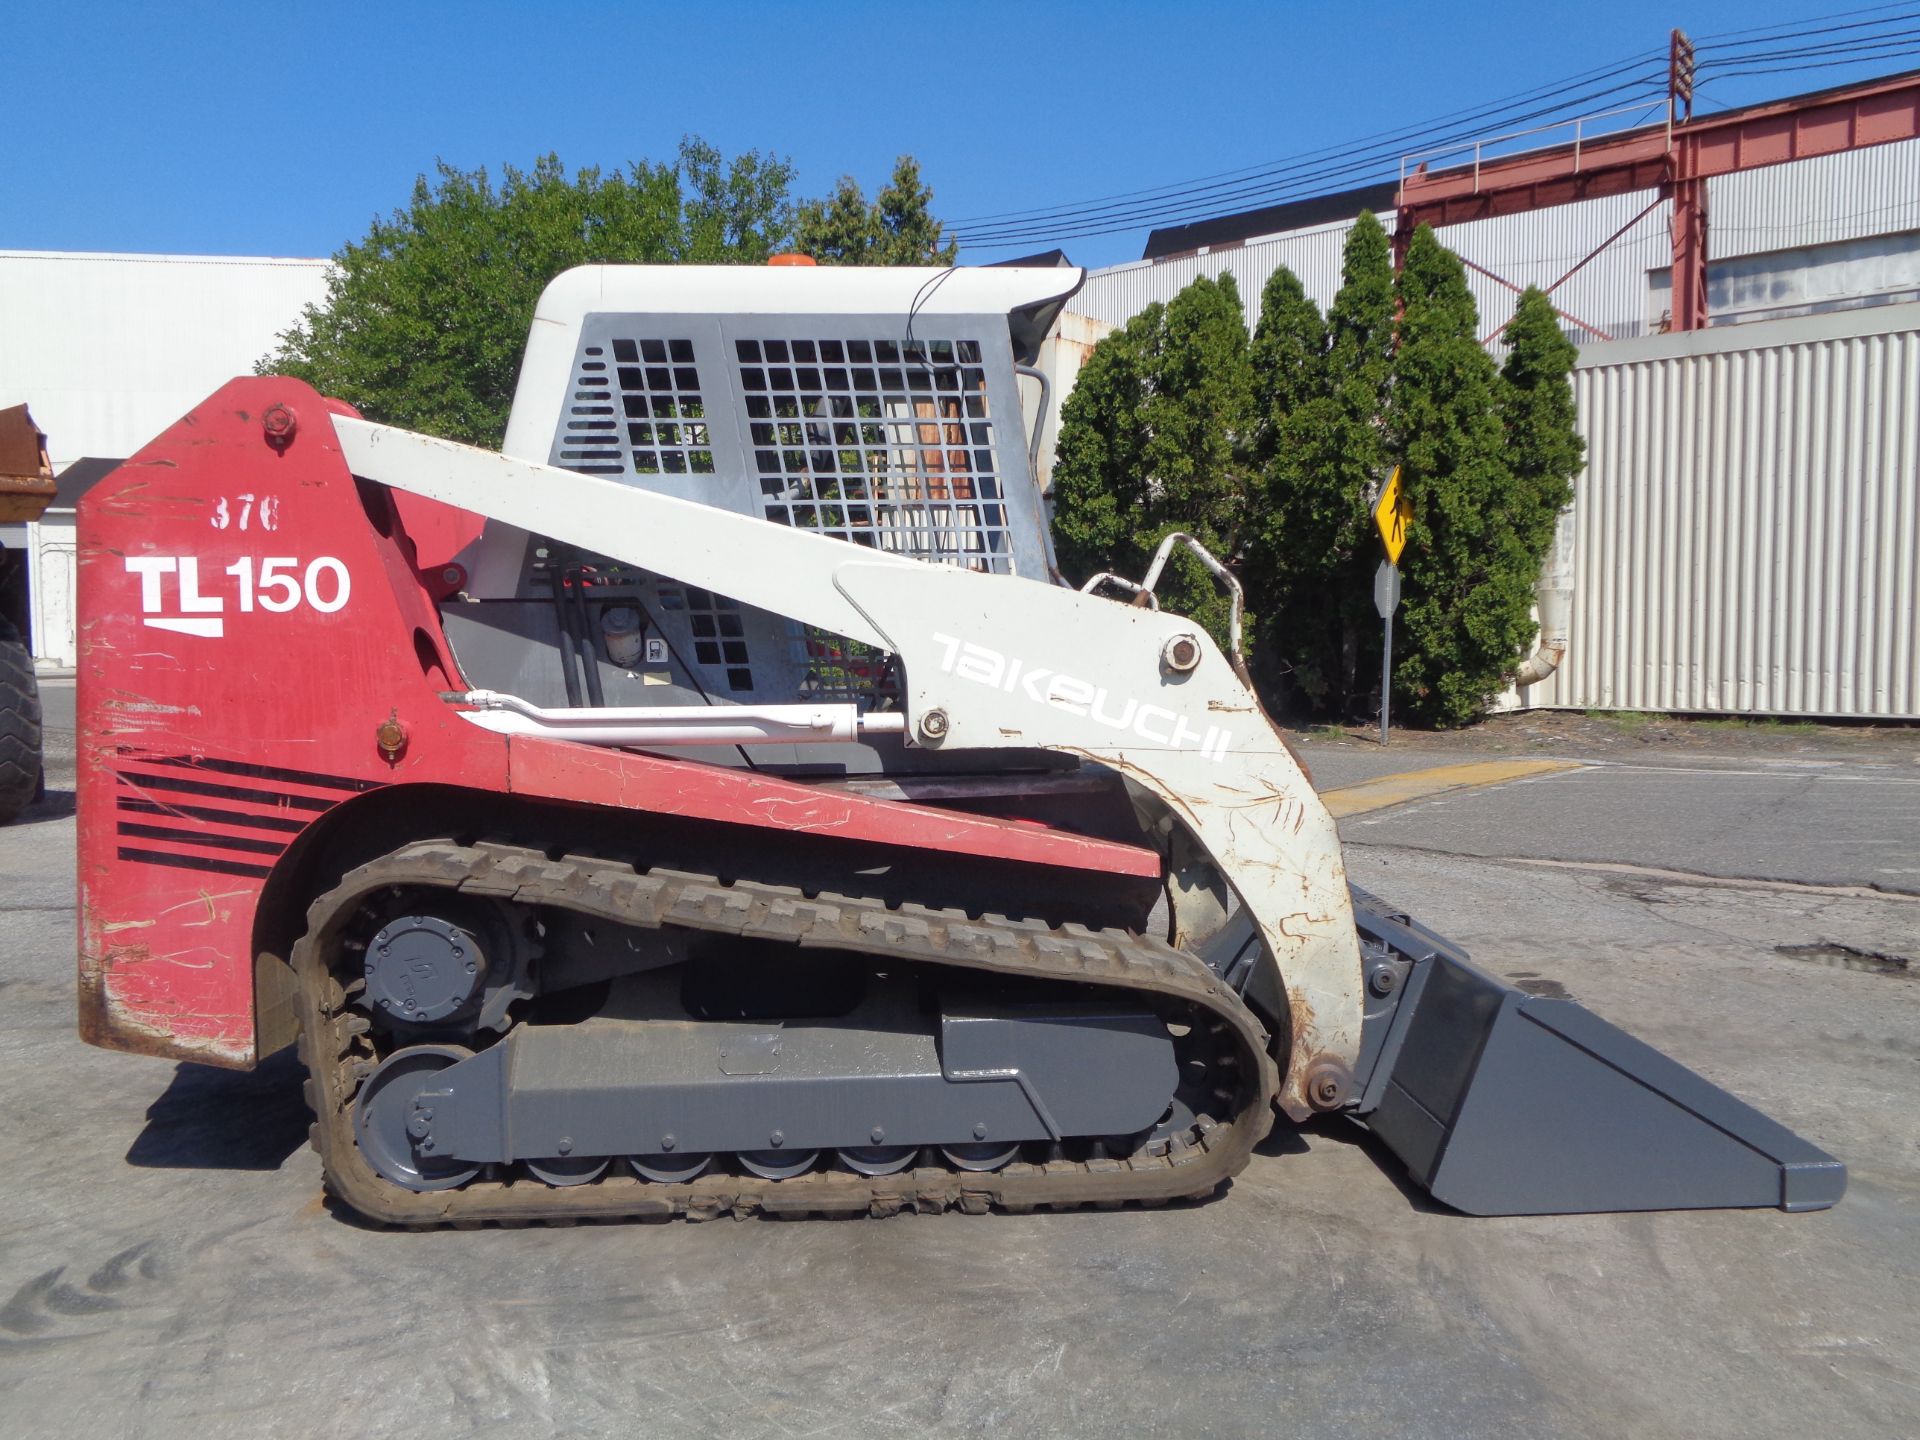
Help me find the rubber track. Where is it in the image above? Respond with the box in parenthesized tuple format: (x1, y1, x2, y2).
(292, 839, 1280, 1226)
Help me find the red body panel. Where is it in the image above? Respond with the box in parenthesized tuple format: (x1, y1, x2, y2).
(76, 379, 1160, 1069)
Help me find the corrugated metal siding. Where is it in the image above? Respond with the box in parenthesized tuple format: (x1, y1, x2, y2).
(0, 250, 332, 470)
(1531, 304, 1920, 717)
(1437, 189, 1669, 341)
(1709, 137, 1920, 259)
(1031, 311, 1114, 491)
(1070, 219, 1355, 331)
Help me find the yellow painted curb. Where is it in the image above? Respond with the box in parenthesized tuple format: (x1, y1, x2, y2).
(1320, 758, 1583, 818)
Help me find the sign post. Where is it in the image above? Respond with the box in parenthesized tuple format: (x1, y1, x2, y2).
(1374, 560, 1399, 745)
(1372, 467, 1411, 745)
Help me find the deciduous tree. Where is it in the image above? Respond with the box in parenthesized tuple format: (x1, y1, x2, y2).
(263, 142, 795, 447)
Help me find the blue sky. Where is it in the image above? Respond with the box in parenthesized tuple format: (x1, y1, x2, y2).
(6, 1, 1910, 269)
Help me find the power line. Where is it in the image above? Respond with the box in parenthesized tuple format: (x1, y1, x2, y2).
(951, 60, 1665, 240)
(1703, 49, 1920, 80)
(1699, 23, 1920, 65)
(949, 47, 1666, 229)
(952, 7, 1920, 254)
(954, 87, 1668, 244)
(1697, 1, 1919, 42)
(952, 67, 1667, 245)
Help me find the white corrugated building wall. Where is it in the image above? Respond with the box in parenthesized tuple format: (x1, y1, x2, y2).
(0, 250, 330, 667)
(1533, 304, 1920, 719)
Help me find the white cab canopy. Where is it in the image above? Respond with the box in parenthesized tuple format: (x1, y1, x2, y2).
(501, 263, 1084, 464)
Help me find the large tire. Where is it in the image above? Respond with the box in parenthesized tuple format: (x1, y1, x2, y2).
(0, 620, 43, 824)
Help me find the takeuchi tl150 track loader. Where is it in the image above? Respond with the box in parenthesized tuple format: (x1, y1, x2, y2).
(73, 262, 1844, 1224)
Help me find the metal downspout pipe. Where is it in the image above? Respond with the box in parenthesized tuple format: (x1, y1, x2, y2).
(1514, 507, 1576, 691)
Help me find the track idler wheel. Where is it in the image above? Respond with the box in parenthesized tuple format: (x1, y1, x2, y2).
(353, 1044, 483, 1192)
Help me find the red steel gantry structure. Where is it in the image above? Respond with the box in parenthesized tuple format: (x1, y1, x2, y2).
(1395, 33, 1920, 334)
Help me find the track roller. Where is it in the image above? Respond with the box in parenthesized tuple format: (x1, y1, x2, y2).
(629, 1152, 713, 1183)
(525, 1156, 611, 1187)
(738, 1149, 820, 1180)
(837, 1146, 918, 1176)
(941, 1142, 1020, 1172)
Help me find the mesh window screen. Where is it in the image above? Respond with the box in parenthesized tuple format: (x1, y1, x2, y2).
(735, 336, 1014, 574)
(790, 631, 898, 705)
(560, 339, 714, 477)
(657, 584, 754, 692)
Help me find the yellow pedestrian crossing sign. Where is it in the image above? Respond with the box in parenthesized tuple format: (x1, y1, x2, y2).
(1374, 467, 1411, 565)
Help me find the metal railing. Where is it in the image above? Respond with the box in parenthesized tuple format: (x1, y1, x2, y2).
(1398, 102, 1670, 197)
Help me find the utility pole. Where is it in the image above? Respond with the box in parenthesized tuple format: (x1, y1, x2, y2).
(1667, 29, 1708, 331)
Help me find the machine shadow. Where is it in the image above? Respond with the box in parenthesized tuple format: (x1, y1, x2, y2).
(125, 1050, 311, 1172)
(1268, 1116, 1460, 1217)
(16, 787, 75, 825)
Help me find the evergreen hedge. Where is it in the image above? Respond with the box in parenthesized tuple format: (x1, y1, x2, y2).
(1049, 219, 1584, 728)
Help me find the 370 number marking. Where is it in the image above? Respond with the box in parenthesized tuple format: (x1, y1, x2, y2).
(210, 494, 280, 532)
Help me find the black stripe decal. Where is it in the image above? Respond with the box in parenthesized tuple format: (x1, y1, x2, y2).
(119, 751, 380, 794)
(116, 822, 288, 857)
(116, 796, 309, 834)
(116, 846, 272, 880)
(117, 771, 334, 812)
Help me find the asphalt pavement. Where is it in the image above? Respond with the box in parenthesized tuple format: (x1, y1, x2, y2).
(2, 703, 1916, 1438)
(1294, 728, 1920, 894)
(1343, 757, 1920, 893)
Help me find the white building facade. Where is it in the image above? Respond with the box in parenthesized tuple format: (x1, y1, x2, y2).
(0, 250, 330, 668)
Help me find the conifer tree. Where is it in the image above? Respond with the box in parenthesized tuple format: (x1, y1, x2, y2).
(1049, 313, 1151, 577)
(1052, 223, 1582, 729)
(1390, 225, 1536, 727)
(1249, 266, 1326, 435)
(1500, 286, 1584, 559)
(1251, 213, 1394, 711)
(1051, 274, 1256, 648)
(795, 156, 958, 265)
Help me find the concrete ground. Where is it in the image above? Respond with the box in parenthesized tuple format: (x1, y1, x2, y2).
(3, 697, 1916, 1438)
